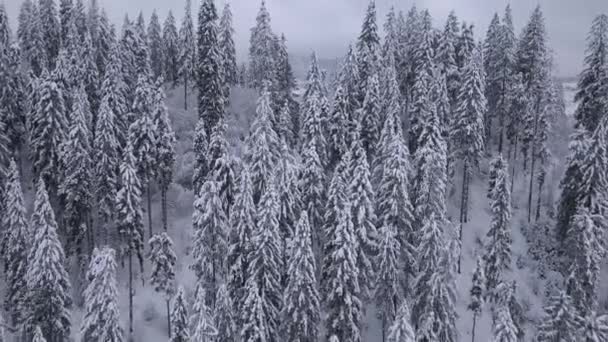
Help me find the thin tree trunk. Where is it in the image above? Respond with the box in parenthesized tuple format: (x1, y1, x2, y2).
(511, 137, 518, 196)
(471, 313, 477, 342)
(147, 180, 153, 238)
(535, 168, 545, 222)
(166, 299, 171, 337)
(184, 76, 188, 111)
(162, 187, 168, 232)
(458, 162, 469, 274)
(129, 250, 134, 342)
(528, 100, 541, 223)
(381, 316, 386, 342)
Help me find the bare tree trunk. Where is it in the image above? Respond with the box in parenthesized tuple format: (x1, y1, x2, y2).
(535, 167, 546, 222)
(166, 299, 171, 337)
(162, 187, 168, 232)
(129, 250, 134, 342)
(458, 161, 469, 274)
(511, 137, 518, 196)
(528, 101, 541, 223)
(147, 180, 153, 238)
(184, 76, 188, 111)
(471, 313, 478, 342)
(381, 316, 386, 342)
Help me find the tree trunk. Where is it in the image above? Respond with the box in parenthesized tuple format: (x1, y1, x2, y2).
(528, 100, 541, 223)
(184, 76, 188, 111)
(458, 161, 469, 274)
(511, 137, 518, 196)
(162, 187, 168, 232)
(381, 316, 386, 342)
(471, 313, 477, 342)
(535, 168, 545, 222)
(166, 299, 171, 337)
(129, 250, 134, 342)
(147, 180, 153, 238)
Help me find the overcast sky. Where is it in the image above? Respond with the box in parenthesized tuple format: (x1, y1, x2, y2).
(5, 0, 607, 77)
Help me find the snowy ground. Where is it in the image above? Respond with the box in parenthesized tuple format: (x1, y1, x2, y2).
(57, 82, 576, 342)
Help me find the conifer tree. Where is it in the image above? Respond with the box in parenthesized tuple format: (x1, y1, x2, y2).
(281, 214, 321, 342)
(116, 144, 144, 340)
(452, 44, 486, 253)
(575, 14, 608, 132)
(170, 287, 190, 342)
(120, 20, 149, 101)
(468, 257, 485, 342)
(153, 85, 176, 232)
(192, 120, 208, 195)
(0, 40, 27, 159)
(148, 10, 164, 80)
(178, 0, 196, 109)
(191, 180, 228, 306)
(95, 9, 114, 78)
(149, 232, 177, 334)
(215, 284, 237, 342)
(227, 167, 255, 316)
(26, 180, 72, 342)
(248, 177, 283, 341)
(190, 286, 218, 341)
(578, 114, 608, 226)
(374, 222, 402, 342)
(456, 23, 475, 69)
(537, 291, 579, 342)
(197, 0, 225, 137)
(275, 34, 298, 134)
(327, 85, 350, 165)
(32, 326, 47, 342)
(299, 135, 326, 261)
(249, 0, 276, 88)
(356, 0, 381, 100)
(30, 70, 68, 190)
(240, 279, 270, 342)
(24, 2, 47, 76)
(3, 160, 29, 327)
(59, 0, 73, 45)
(324, 199, 362, 342)
(245, 85, 281, 204)
(81, 247, 124, 342)
(484, 155, 512, 295)
(208, 120, 236, 216)
(60, 85, 93, 256)
(579, 311, 608, 342)
(566, 208, 602, 317)
(338, 45, 361, 116)
(39, 0, 61, 67)
(436, 11, 460, 108)
(387, 303, 415, 342)
(360, 73, 381, 159)
(300, 89, 328, 168)
(18, 0, 34, 59)
(163, 11, 180, 84)
(220, 2, 238, 86)
(396, 5, 420, 105)
(493, 299, 518, 342)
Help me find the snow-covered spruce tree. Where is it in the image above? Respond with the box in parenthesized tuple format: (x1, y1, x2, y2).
(435, 11, 460, 109)
(148, 10, 164, 80)
(323, 199, 363, 342)
(81, 247, 124, 342)
(148, 232, 177, 334)
(375, 115, 415, 295)
(170, 287, 190, 342)
(492, 296, 518, 342)
(3, 160, 29, 327)
(240, 277, 271, 342)
(0, 41, 27, 162)
(374, 221, 402, 342)
(387, 302, 415, 342)
(190, 286, 218, 341)
(578, 117, 608, 230)
(162, 11, 180, 84)
(26, 179, 72, 342)
(116, 144, 145, 339)
(227, 166, 255, 317)
(327, 85, 350, 166)
(579, 311, 608, 342)
(73, 0, 87, 38)
(30, 69, 68, 191)
(338, 45, 361, 117)
(452, 43, 486, 256)
(360, 72, 382, 160)
(274, 34, 298, 139)
(356, 0, 380, 103)
(249, 0, 276, 88)
(245, 84, 281, 205)
(483, 13, 501, 147)
(281, 213, 321, 342)
(215, 284, 237, 342)
(566, 208, 603, 317)
(99, 41, 128, 148)
(396, 5, 420, 106)
(191, 179, 228, 307)
(456, 23, 475, 70)
(17, 0, 33, 60)
(135, 12, 147, 44)
(39, 0, 61, 67)
(197, 0, 225, 136)
(537, 290, 580, 342)
(300, 88, 328, 169)
(484, 154, 512, 297)
(299, 135, 326, 264)
(94, 9, 114, 78)
(277, 139, 301, 285)
(412, 214, 457, 342)
(220, 2, 238, 86)
(468, 257, 485, 342)
(208, 120, 237, 216)
(248, 177, 283, 341)
(347, 130, 378, 303)
(178, 0, 196, 110)
(574, 14, 608, 132)
(60, 84, 92, 256)
(555, 130, 590, 250)
(32, 326, 47, 342)
(120, 20, 149, 103)
(153, 85, 176, 232)
(23, 2, 47, 76)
